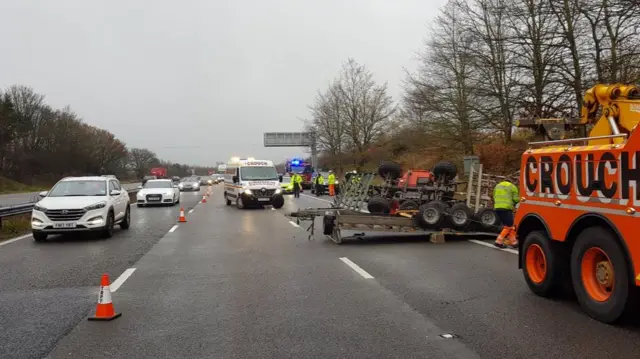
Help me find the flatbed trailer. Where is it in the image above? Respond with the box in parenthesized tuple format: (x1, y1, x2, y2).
(289, 207, 498, 244)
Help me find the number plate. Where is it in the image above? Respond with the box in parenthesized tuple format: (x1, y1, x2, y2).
(148, 196, 160, 200)
(257, 198, 270, 201)
(53, 222, 76, 229)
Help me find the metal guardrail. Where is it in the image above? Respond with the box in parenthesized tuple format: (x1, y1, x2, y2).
(0, 188, 140, 227)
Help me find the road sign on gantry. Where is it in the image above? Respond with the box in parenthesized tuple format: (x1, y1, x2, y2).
(263, 132, 314, 147)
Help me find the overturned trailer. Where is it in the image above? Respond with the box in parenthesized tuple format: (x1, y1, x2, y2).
(288, 163, 509, 244)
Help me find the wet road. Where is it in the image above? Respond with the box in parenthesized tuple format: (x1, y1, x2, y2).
(4, 187, 640, 358)
(0, 187, 205, 359)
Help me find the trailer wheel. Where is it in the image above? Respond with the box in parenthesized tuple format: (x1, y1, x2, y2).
(418, 201, 447, 228)
(449, 202, 472, 230)
(432, 161, 457, 178)
(399, 200, 420, 211)
(476, 208, 501, 231)
(378, 161, 402, 180)
(367, 196, 392, 214)
(522, 231, 564, 298)
(571, 226, 634, 324)
(322, 215, 335, 235)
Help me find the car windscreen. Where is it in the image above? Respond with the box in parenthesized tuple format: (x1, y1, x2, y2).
(240, 166, 278, 181)
(48, 180, 107, 197)
(144, 181, 171, 189)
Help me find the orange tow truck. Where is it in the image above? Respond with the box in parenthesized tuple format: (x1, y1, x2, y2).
(515, 83, 640, 324)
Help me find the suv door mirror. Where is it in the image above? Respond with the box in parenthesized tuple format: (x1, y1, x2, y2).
(110, 189, 121, 196)
(38, 191, 48, 197)
(137, 185, 143, 190)
(279, 175, 283, 182)
(232, 175, 238, 183)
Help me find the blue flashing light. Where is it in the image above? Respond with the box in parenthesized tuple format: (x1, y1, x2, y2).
(291, 160, 300, 165)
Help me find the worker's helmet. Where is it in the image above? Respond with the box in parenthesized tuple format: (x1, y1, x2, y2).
(352, 170, 357, 174)
(329, 170, 333, 173)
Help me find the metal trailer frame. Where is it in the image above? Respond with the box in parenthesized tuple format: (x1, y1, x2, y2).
(288, 171, 498, 244)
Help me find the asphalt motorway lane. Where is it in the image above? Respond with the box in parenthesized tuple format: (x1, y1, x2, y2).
(0, 186, 206, 359)
(0, 183, 142, 207)
(289, 193, 640, 359)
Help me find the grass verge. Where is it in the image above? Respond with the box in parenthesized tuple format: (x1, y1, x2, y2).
(0, 213, 31, 241)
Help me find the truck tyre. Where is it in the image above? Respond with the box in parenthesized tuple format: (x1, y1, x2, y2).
(476, 208, 501, 232)
(323, 215, 335, 235)
(571, 226, 635, 324)
(432, 161, 457, 179)
(448, 202, 472, 230)
(418, 201, 447, 229)
(399, 200, 420, 211)
(367, 196, 392, 214)
(272, 196, 284, 209)
(236, 197, 245, 209)
(522, 231, 564, 298)
(119, 205, 131, 230)
(378, 161, 402, 180)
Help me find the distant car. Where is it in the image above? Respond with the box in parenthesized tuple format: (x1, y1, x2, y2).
(178, 177, 201, 191)
(171, 176, 181, 183)
(136, 179, 180, 206)
(141, 175, 156, 185)
(31, 176, 132, 241)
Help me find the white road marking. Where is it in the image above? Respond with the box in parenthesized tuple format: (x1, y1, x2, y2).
(110, 268, 136, 292)
(339, 257, 374, 279)
(288, 221, 301, 228)
(131, 203, 137, 206)
(468, 239, 518, 254)
(169, 224, 179, 233)
(0, 233, 32, 247)
(188, 209, 194, 214)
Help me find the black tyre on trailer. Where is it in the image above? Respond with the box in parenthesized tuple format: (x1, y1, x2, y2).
(417, 200, 448, 229)
(378, 161, 402, 180)
(367, 196, 392, 214)
(448, 202, 473, 230)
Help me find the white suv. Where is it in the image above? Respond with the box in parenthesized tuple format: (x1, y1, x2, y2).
(31, 176, 131, 242)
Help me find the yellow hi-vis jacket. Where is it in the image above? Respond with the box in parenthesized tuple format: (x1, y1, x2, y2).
(315, 175, 325, 184)
(293, 174, 302, 184)
(328, 173, 335, 184)
(493, 181, 519, 210)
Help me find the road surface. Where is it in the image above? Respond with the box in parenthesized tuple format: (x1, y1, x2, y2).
(0, 183, 142, 207)
(0, 187, 205, 359)
(2, 187, 640, 358)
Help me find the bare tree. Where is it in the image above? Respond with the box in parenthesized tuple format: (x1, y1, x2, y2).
(128, 148, 159, 178)
(335, 58, 396, 161)
(404, 0, 485, 155)
(459, 0, 522, 142)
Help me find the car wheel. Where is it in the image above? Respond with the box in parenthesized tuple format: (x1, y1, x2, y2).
(33, 231, 47, 242)
(120, 205, 131, 230)
(272, 196, 285, 209)
(236, 196, 245, 209)
(101, 211, 115, 238)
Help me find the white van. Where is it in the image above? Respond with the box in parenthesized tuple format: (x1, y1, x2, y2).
(223, 159, 285, 209)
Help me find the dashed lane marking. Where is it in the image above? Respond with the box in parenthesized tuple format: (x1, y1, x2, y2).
(169, 224, 179, 233)
(288, 221, 301, 228)
(468, 239, 518, 254)
(340, 257, 374, 279)
(110, 268, 136, 292)
(188, 209, 194, 214)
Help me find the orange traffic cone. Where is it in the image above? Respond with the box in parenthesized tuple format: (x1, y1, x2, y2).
(178, 207, 187, 222)
(202, 195, 207, 203)
(88, 274, 121, 321)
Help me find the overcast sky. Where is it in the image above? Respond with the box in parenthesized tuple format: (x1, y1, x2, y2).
(0, 0, 446, 167)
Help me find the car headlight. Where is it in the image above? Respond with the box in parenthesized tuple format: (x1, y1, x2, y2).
(178, 183, 184, 188)
(244, 188, 252, 195)
(33, 204, 46, 212)
(85, 201, 107, 211)
(275, 188, 281, 194)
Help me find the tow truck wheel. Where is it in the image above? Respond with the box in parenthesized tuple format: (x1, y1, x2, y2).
(571, 226, 633, 324)
(272, 196, 284, 209)
(522, 231, 563, 297)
